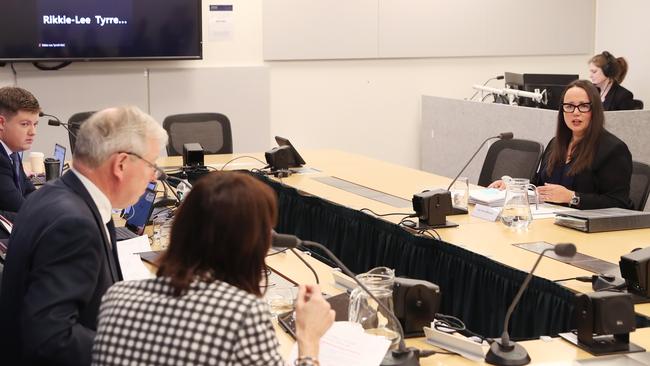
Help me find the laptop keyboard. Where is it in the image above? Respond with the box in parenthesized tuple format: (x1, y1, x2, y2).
(31, 175, 46, 186)
(115, 226, 139, 241)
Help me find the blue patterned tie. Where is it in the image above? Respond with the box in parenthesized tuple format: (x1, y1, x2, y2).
(10, 152, 22, 191)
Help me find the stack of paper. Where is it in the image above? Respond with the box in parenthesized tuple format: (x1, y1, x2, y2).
(469, 188, 509, 207)
(469, 188, 537, 207)
(289, 322, 391, 366)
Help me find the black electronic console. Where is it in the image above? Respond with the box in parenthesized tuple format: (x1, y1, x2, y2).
(620, 247, 650, 298)
(412, 189, 457, 229)
(183, 142, 205, 167)
(393, 277, 441, 337)
(265, 136, 306, 177)
(559, 291, 644, 356)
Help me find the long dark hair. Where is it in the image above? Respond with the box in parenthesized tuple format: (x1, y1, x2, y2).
(545, 80, 605, 177)
(157, 171, 277, 297)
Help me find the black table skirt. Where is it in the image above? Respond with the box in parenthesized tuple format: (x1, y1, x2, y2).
(259, 174, 575, 339)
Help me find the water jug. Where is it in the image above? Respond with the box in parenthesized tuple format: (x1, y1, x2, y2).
(348, 266, 401, 348)
(500, 178, 537, 229)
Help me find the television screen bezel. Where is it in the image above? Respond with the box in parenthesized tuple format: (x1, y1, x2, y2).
(0, 0, 203, 62)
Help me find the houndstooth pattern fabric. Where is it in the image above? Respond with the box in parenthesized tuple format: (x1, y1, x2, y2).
(92, 277, 284, 366)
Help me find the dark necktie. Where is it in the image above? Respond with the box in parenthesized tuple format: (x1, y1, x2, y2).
(106, 218, 123, 281)
(10, 152, 22, 191)
(106, 218, 117, 250)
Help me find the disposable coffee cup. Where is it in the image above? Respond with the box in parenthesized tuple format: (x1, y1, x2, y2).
(29, 151, 45, 174)
(44, 158, 61, 181)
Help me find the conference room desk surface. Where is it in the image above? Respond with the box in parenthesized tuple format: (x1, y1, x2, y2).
(160, 150, 650, 322)
(268, 247, 650, 365)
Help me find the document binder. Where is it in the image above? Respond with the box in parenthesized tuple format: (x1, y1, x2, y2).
(554, 208, 650, 233)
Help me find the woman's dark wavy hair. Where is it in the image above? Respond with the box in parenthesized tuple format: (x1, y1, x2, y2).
(545, 79, 605, 177)
(157, 171, 277, 297)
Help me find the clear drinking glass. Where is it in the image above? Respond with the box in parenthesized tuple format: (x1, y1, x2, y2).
(450, 177, 469, 210)
(500, 178, 537, 230)
(348, 267, 401, 348)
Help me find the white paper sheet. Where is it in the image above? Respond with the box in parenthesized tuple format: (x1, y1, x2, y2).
(289, 322, 391, 366)
(116, 235, 155, 281)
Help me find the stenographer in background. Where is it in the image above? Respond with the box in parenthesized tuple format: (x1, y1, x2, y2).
(589, 51, 637, 111)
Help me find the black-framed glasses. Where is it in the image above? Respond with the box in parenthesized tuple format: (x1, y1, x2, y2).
(562, 103, 592, 113)
(120, 151, 165, 179)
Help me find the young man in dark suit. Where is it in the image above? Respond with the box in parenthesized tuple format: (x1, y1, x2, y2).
(0, 106, 168, 366)
(0, 86, 40, 213)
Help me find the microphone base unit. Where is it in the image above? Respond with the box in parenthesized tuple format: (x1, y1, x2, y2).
(412, 220, 458, 230)
(380, 347, 421, 366)
(485, 340, 530, 366)
(449, 206, 468, 215)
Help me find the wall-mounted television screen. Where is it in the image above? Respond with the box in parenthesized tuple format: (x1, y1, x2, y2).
(0, 0, 202, 62)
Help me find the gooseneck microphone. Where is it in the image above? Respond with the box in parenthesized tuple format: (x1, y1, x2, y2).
(446, 132, 514, 192)
(42, 112, 78, 139)
(467, 75, 505, 101)
(485, 243, 576, 366)
(272, 232, 425, 366)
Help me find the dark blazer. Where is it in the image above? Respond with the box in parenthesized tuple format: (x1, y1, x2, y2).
(0, 143, 36, 212)
(603, 82, 635, 111)
(536, 130, 633, 210)
(0, 171, 122, 366)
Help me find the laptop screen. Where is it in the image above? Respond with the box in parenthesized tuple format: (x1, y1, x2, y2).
(53, 143, 66, 176)
(122, 182, 157, 235)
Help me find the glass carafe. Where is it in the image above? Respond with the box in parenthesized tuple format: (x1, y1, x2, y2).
(500, 178, 537, 229)
(348, 267, 401, 348)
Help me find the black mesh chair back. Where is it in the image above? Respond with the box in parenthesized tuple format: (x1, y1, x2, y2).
(631, 99, 644, 110)
(478, 139, 544, 187)
(68, 111, 96, 153)
(630, 161, 650, 211)
(163, 113, 233, 156)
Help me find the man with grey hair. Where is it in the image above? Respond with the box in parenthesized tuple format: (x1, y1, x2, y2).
(0, 106, 168, 365)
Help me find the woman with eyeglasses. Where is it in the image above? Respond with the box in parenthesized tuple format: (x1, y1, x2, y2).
(490, 80, 633, 209)
(589, 51, 636, 111)
(92, 171, 335, 366)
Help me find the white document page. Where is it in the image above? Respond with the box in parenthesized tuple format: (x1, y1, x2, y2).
(289, 321, 391, 366)
(116, 235, 155, 281)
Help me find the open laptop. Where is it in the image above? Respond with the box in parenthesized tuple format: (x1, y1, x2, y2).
(31, 143, 66, 185)
(115, 182, 158, 241)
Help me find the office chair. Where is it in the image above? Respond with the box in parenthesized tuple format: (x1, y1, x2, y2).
(631, 99, 644, 110)
(630, 161, 650, 211)
(478, 139, 544, 187)
(68, 111, 96, 153)
(162, 113, 233, 156)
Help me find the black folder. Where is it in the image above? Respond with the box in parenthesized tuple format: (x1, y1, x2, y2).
(554, 208, 650, 233)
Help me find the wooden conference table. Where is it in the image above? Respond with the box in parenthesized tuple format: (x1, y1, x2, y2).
(160, 150, 650, 336)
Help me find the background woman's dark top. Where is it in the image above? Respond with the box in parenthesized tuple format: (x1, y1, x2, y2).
(535, 130, 633, 209)
(603, 82, 635, 111)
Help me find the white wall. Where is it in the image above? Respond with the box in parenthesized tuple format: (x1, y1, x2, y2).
(595, 0, 650, 105)
(1, 0, 620, 169)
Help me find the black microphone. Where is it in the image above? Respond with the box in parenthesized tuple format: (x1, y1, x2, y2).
(270, 231, 319, 284)
(272, 232, 426, 366)
(42, 112, 78, 139)
(485, 243, 576, 366)
(446, 132, 514, 192)
(496, 75, 505, 80)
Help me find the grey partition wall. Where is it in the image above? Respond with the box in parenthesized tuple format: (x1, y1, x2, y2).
(421, 96, 556, 184)
(421, 96, 650, 208)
